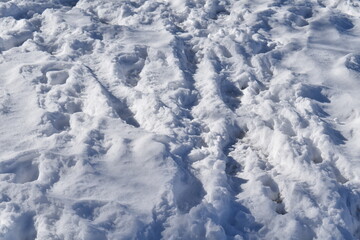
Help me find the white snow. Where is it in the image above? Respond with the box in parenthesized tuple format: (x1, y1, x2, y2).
(0, 0, 360, 239)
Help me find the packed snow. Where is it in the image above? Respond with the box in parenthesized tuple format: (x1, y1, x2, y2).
(0, 0, 360, 239)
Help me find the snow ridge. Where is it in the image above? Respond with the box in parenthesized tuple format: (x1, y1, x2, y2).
(0, 0, 360, 239)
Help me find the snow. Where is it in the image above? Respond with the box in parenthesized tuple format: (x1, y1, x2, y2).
(0, 0, 360, 239)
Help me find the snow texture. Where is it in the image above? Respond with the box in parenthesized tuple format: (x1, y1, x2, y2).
(0, 0, 360, 239)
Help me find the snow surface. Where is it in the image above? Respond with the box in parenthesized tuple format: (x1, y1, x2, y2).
(0, 0, 360, 239)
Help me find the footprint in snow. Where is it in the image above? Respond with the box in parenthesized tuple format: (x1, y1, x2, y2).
(260, 175, 287, 215)
(288, 6, 313, 19)
(113, 46, 148, 87)
(72, 200, 105, 221)
(345, 54, 360, 72)
(40, 62, 72, 85)
(0, 151, 40, 183)
(46, 70, 69, 85)
(41, 111, 70, 136)
(330, 15, 354, 33)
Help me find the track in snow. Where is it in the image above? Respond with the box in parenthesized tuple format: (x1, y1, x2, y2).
(0, 0, 360, 239)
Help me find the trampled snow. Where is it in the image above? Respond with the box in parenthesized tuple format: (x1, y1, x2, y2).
(0, 0, 360, 239)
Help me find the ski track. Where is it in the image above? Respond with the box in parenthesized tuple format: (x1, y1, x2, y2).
(0, 0, 360, 239)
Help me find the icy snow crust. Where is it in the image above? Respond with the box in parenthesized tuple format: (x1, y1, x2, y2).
(0, 0, 360, 239)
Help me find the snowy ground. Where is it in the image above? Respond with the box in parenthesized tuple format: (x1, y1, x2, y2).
(0, 0, 360, 239)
